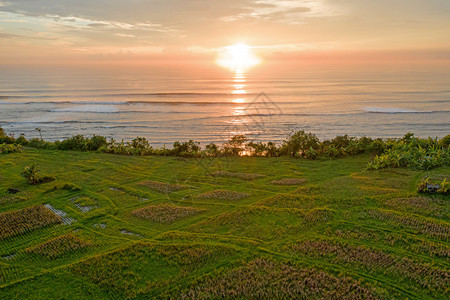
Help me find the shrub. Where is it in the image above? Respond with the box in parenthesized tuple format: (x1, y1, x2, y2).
(439, 134, 450, 147)
(246, 141, 280, 157)
(130, 137, 151, 150)
(222, 135, 247, 156)
(55, 134, 107, 151)
(367, 134, 449, 170)
(281, 131, 320, 157)
(418, 177, 449, 195)
(22, 163, 40, 185)
(27, 138, 54, 149)
(172, 140, 201, 157)
(22, 163, 55, 185)
(0, 143, 22, 154)
(205, 142, 220, 156)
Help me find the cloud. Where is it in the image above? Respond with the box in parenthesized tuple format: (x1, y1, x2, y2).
(221, 0, 339, 23)
(114, 33, 135, 38)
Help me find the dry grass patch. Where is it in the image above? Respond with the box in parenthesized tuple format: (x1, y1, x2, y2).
(180, 258, 380, 299)
(366, 209, 450, 241)
(197, 190, 250, 201)
(271, 178, 306, 185)
(256, 194, 323, 209)
(26, 233, 92, 259)
(293, 239, 449, 293)
(0, 205, 61, 240)
(132, 204, 205, 224)
(211, 171, 264, 180)
(384, 196, 446, 218)
(138, 180, 185, 193)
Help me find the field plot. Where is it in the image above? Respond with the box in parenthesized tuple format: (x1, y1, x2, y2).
(0, 205, 61, 240)
(0, 148, 448, 299)
(26, 233, 92, 259)
(132, 204, 206, 224)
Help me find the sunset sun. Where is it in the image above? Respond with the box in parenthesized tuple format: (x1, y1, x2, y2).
(216, 43, 261, 73)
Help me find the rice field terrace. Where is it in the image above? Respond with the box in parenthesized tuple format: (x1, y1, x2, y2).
(0, 148, 448, 299)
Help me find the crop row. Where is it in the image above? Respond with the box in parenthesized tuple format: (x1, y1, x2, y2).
(383, 196, 446, 218)
(178, 258, 380, 299)
(26, 233, 92, 259)
(0, 205, 61, 240)
(331, 227, 449, 259)
(271, 178, 306, 185)
(197, 190, 250, 201)
(292, 240, 449, 293)
(138, 180, 185, 193)
(132, 204, 205, 224)
(0, 143, 22, 154)
(210, 171, 264, 180)
(188, 207, 334, 241)
(256, 193, 323, 209)
(365, 209, 450, 241)
(70, 242, 233, 298)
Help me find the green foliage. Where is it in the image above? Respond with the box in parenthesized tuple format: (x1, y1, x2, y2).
(418, 177, 449, 195)
(281, 130, 320, 157)
(0, 127, 447, 172)
(205, 142, 220, 156)
(22, 163, 55, 185)
(172, 140, 201, 157)
(223, 135, 247, 156)
(55, 134, 107, 151)
(0, 143, 22, 154)
(22, 163, 40, 185)
(368, 133, 449, 170)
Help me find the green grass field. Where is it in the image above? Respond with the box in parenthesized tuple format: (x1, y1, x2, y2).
(0, 148, 448, 299)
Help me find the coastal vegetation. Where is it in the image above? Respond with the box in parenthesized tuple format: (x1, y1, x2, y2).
(0, 126, 448, 298)
(1, 128, 449, 171)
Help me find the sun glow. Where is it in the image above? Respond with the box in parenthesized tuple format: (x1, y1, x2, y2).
(216, 44, 261, 73)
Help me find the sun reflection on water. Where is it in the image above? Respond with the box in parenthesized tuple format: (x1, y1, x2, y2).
(228, 72, 250, 137)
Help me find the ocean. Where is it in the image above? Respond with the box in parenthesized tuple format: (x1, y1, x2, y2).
(1, 63, 449, 147)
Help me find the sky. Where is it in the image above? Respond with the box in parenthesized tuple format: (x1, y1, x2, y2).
(0, 0, 449, 65)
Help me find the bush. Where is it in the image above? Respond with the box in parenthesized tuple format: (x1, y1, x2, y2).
(0, 143, 22, 154)
(27, 138, 54, 149)
(223, 135, 247, 156)
(418, 177, 449, 195)
(281, 131, 320, 157)
(368, 134, 449, 170)
(205, 143, 220, 156)
(55, 134, 107, 151)
(439, 134, 450, 147)
(172, 140, 201, 157)
(22, 163, 55, 185)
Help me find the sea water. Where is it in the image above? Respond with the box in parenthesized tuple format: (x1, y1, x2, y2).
(0, 63, 449, 147)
